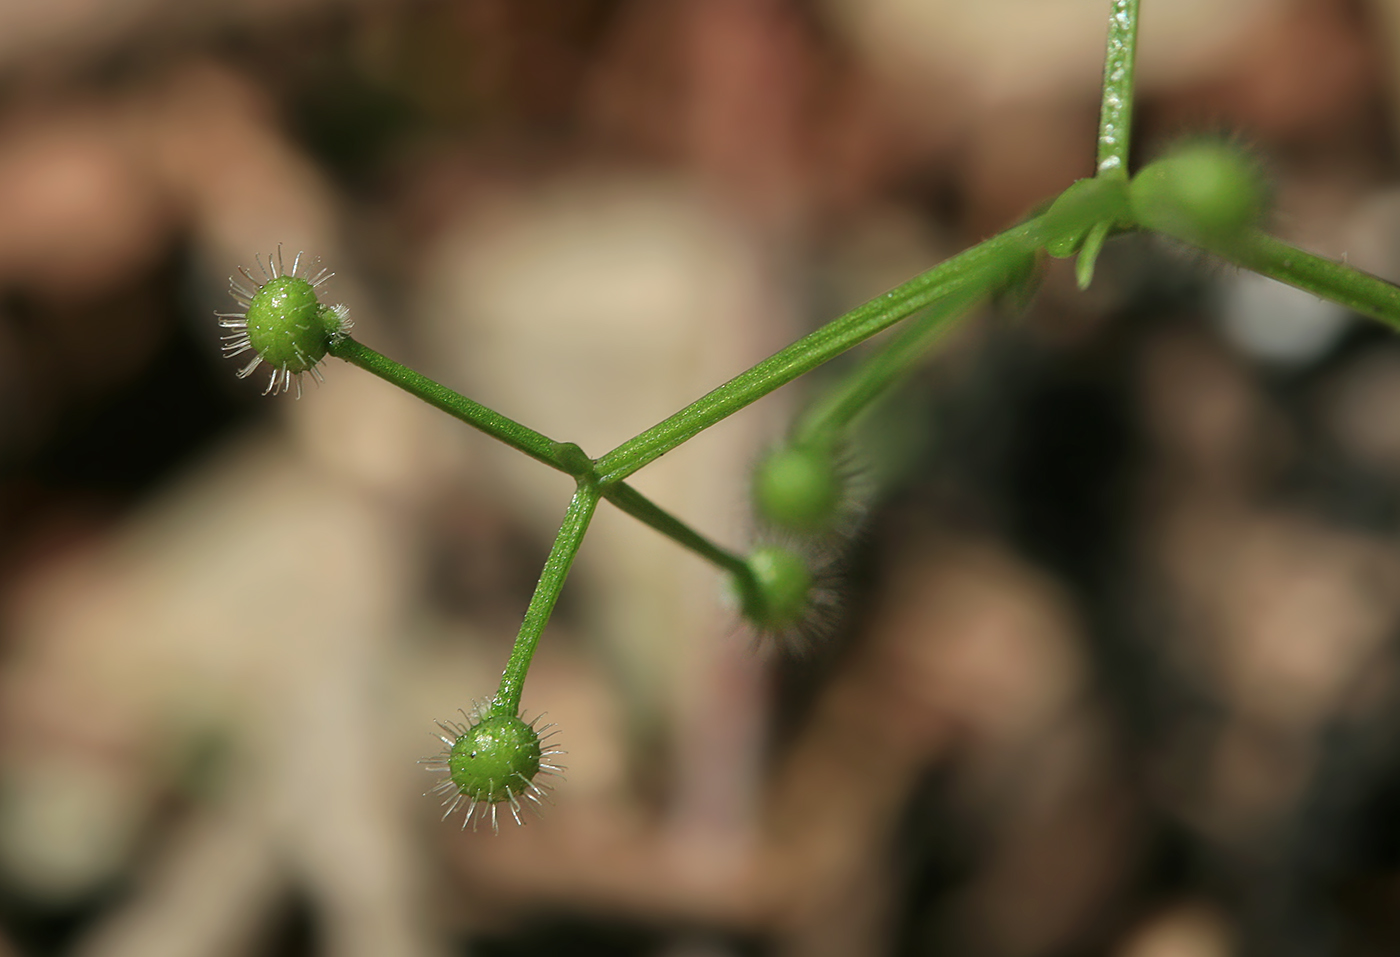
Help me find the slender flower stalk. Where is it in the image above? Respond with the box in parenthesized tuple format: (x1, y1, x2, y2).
(492, 484, 599, 716)
(599, 482, 753, 583)
(1194, 231, 1400, 331)
(329, 336, 592, 477)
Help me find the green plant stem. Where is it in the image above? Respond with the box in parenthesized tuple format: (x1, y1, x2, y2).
(593, 217, 1050, 486)
(329, 336, 592, 477)
(493, 484, 599, 716)
(600, 482, 752, 582)
(1043, 177, 1131, 256)
(331, 332, 754, 580)
(795, 283, 985, 443)
(1243, 232, 1400, 329)
(1096, 0, 1140, 177)
(1185, 230, 1400, 330)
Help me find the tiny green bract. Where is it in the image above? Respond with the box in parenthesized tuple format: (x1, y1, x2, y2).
(218, 246, 351, 397)
(424, 708, 564, 832)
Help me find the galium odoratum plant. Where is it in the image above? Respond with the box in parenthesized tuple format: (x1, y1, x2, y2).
(217, 0, 1400, 832)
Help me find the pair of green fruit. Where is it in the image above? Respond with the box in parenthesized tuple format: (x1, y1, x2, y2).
(742, 142, 1269, 634)
(742, 442, 846, 631)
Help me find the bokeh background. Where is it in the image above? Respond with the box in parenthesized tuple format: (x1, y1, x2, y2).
(2, 0, 1400, 955)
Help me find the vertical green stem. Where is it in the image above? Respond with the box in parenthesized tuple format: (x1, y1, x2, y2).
(493, 484, 600, 715)
(1096, 0, 1140, 177)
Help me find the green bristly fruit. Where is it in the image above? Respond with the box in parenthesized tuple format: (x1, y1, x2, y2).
(742, 545, 814, 630)
(245, 276, 344, 374)
(754, 444, 843, 534)
(1130, 142, 1266, 246)
(447, 713, 543, 804)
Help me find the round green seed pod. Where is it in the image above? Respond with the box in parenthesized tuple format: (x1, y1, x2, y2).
(245, 276, 343, 374)
(448, 712, 542, 804)
(753, 444, 843, 534)
(219, 249, 352, 396)
(742, 545, 814, 630)
(428, 708, 563, 831)
(1130, 143, 1265, 245)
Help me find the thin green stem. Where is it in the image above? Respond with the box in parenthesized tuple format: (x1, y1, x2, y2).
(601, 482, 755, 584)
(796, 283, 985, 443)
(493, 484, 600, 716)
(1210, 230, 1400, 331)
(329, 336, 593, 477)
(1096, 0, 1140, 177)
(592, 217, 1049, 486)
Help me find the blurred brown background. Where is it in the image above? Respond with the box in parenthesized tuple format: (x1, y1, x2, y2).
(2, 0, 1400, 955)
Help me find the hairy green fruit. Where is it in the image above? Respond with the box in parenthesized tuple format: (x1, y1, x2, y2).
(245, 276, 343, 374)
(754, 444, 842, 534)
(218, 248, 351, 396)
(742, 545, 814, 630)
(426, 709, 563, 832)
(1130, 143, 1265, 246)
(449, 713, 541, 801)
